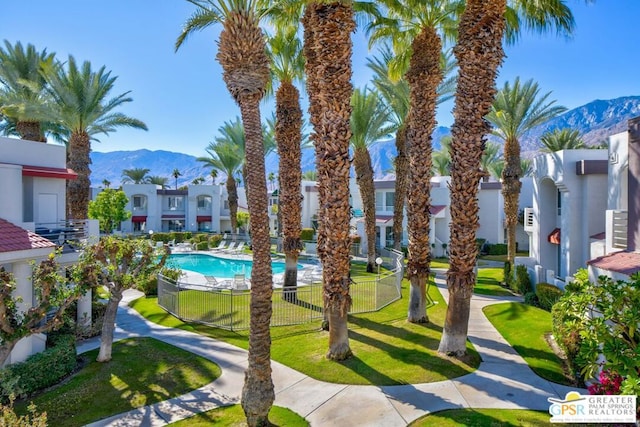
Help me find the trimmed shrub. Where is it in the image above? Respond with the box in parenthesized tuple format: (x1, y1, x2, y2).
(514, 265, 532, 294)
(300, 228, 315, 241)
(551, 302, 583, 382)
(195, 241, 208, 251)
(0, 334, 77, 402)
(523, 291, 539, 307)
(503, 262, 512, 288)
(486, 243, 508, 255)
(535, 282, 563, 311)
(208, 234, 223, 248)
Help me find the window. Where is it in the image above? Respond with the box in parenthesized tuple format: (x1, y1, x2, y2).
(133, 195, 146, 211)
(197, 195, 212, 209)
(557, 189, 562, 216)
(168, 196, 183, 210)
(375, 191, 384, 211)
(133, 221, 145, 232)
(385, 192, 395, 212)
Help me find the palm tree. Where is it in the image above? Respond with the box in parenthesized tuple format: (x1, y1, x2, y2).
(197, 123, 244, 233)
(367, 48, 409, 252)
(432, 135, 452, 176)
(146, 175, 169, 188)
(350, 87, 394, 272)
(486, 78, 566, 274)
(101, 179, 111, 188)
(367, 0, 462, 323)
(192, 176, 206, 185)
(302, 0, 356, 360)
(0, 40, 56, 142)
(540, 128, 585, 152)
(301, 169, 317, 181)
(177, 1, 273, 423)
(172, 168, 182, 189)
(439, 0, 575, 356)
(479, 141, 504, 181)
(43, 56, 147, 220)
(121, 167, 150, 184)
(265, 25, 305, 292)
(210, 168, 218, 184)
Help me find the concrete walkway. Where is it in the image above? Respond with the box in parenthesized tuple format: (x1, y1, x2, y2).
(83, 276, 584, 427)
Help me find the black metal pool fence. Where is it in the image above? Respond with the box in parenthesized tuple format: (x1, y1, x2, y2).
(157, 248, 404, 331)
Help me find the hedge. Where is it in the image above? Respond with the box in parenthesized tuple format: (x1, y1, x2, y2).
(535, 282, 564, 311)
(300, 228, 315, 241)
(0, 334, 77, 402)
(514, 265, 532, 294)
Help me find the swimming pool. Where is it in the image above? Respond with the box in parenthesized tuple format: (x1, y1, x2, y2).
(167, 253, 292, 278)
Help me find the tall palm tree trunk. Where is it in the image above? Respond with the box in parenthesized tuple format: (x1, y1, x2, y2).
(405, 27, 441, 323)
(67, 130, 92, 220)
(502, 136, 522, 272)
(353, 147, 376, 272)
(239, 97, 274, 425)
(304, 1, 354, 360)
(439, 0, 506, 356)
(392, 125, 408, 251)
(276, 81, 303, 295)
(227, 174, 239, 233)
(16, 120, 46, 142)
(216, 8, 273, 425)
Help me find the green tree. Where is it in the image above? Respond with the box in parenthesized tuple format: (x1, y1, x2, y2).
(121, 167, 150, 184)
(432, 136, 452, 176)
(368, 0, 462, 324)
(486, 77, 566, 275)
(78, 236, 170, 362)
(303, 0, 355, 360)
(146, 175, 169, 188)
(555, 271, 640, 396)
(172, 168, 182, 189)
(367, 47, 410, 252)
(197, 122, 244, 233)
(177, 0, 274, 423)
(0, 40, 56, 142)
(0, 255, 93, 366)
(301, 170, 317, 181)
(88, 188, 131, 234)
(192, 177, 206, 185)
(237, 211, 250, 231)
(480, 140, 504, 181)
(540, 128, 585, 152)
(440, 0, 576, 356)
(350, 87, 394, 272)
(265, 24, 306, 291)
(43, 56, 147, 220)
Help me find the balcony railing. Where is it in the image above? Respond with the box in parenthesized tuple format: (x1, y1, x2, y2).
(35, 220, 90, 247)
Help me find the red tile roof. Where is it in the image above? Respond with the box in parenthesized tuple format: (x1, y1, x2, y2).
(588, 251, 640, 276)
(0, 218, 56, 253)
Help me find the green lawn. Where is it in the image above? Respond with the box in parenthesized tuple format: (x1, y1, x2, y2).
(410, 408, 552, 426)
(474, 268, 514, 296)
(483, 302, 572, 385)
(17, 338, 221, 427)
(169, 404, 308, 426)
(133, 275, 481, 386)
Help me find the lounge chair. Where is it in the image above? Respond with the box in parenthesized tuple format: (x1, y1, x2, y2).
(204, 276, 219, 288)
(222, 242, 237, 253)
(232, 241, 245, 254)
(300, 266, 322, 284)
(232, 273, 248, 290)
(211, 240, 228, 251)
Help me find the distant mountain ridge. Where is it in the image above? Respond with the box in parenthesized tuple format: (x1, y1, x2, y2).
(90, 95, 640, 186)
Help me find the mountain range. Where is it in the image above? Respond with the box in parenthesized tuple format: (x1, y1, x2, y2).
(90, 95, 640, 187)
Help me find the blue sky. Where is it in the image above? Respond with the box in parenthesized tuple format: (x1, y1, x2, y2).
(3, 1, 639, 157)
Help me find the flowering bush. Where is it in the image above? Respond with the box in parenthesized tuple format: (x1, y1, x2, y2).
(587, 369, 623, 395)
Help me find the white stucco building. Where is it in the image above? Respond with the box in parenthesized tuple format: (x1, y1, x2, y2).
(0, 136, 98, 366)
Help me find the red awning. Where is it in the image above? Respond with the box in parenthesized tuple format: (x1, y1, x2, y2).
(548, 228, 561, 244)
(22, 165, 77, 180)
(430, 205, 446, 216)
(131, 216, 147, 223)
(197, 215, 212, 222)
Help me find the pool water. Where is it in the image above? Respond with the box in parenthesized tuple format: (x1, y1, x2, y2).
(167, 253, 292, 278)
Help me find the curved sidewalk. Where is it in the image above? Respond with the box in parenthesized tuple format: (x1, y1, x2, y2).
(83, 278, 584, 427)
